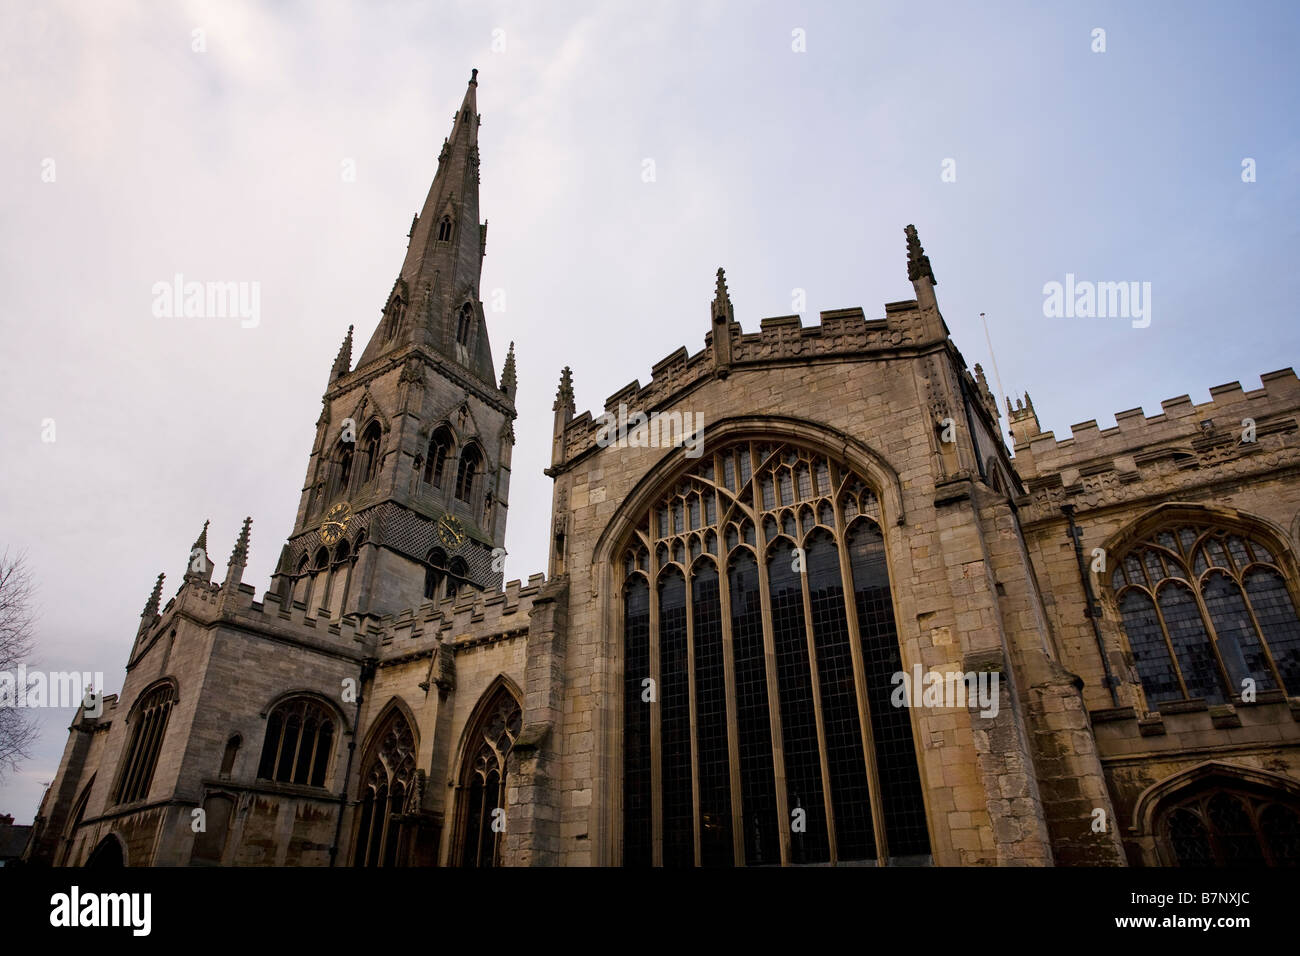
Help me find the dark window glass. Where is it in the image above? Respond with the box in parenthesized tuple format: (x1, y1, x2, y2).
(692, 564, 732, 866)
(622, 577, 651, 867)
(848, 521, 931, 857)
(768, 539, 829, 864)
(730, 550, 779, 865)
(1159, 583, 1227, 704)
(1119, 589, 1182, 704)
(658, 567, 692, 867)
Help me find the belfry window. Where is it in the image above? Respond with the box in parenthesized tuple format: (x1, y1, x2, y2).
(620, 440, 930, 866)
(1111, 523, 1300, 707)
(456, 444, 481, 503)
(423, 427, 453, 488)
(112, 682, 177, 805)
(437, 216, 452, 242)
(359, 422, 383, 485)
(257, 697, 335, 788)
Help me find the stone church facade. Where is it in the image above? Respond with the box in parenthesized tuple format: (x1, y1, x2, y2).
(25, 72, 1300, 868)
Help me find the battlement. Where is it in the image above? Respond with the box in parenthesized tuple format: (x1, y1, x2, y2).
(1016, 368, 1300, 479)
(369, 572, 546, 656)
(560, 303, 933, 462)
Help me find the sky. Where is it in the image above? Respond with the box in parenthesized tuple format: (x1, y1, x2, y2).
(1, 0, 1297, 823)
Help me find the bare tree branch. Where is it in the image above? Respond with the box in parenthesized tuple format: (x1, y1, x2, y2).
(0, 549, 39, 780)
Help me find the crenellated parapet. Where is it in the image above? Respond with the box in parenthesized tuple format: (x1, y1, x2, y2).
(1015, 369, 1300, 525)
(556, 301, 938, 465)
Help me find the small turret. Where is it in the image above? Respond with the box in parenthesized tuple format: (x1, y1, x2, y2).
(139, 572, 165, 634)
(1008, 392, 1041, 446)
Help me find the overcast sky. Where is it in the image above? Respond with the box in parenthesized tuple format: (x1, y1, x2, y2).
(1, 0, 1297, 823)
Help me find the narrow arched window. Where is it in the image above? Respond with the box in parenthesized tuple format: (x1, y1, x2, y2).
(1111, 522, 1300, 707)
(113, 682, 177, 805)
(423, 427, 453, 488)
(257, 697, 335, 788)
(384, 296, 406, 341)
(353, 708, 416, 867)
(619, 441, 929, 866)
(437, 216, 452, 241)
(359, 422, 383, 485)
(337, 444, 353, 494)
(456, 303, 473, 347)
(220, 734, 241, 777)
(446, 557, 469, 601)
(456, 686, 522, 866)
(455, 445, 481, 502)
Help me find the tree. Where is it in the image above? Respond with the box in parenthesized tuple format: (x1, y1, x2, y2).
(0, 550, 38, 781)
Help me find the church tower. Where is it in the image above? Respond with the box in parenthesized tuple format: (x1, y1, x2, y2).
(272, 69, 516, 621)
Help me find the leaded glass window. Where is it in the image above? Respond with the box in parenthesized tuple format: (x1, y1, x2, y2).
(1111, 523, 1300, 708)
(619, 440, 929, 865)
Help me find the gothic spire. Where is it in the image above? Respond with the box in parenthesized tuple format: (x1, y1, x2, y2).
(356, 69, 495, 382)
(554, 366, 575, 415)
(711, 266, 735, 377)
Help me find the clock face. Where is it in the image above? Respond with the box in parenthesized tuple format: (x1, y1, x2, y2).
(320, 501, 352, 545)
(437, 513, 467, 550)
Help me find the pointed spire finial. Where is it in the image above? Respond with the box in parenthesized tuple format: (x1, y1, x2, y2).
(142, 572, 165, 620)
(470, 68, 478, 85)
(192, 519, 210, 552)
(501, 341, 517, 396)
(905, 223, 937, 285)
(715, 267, 729, 301)
(185, 519, 213, 583)
(229, 516, 252, 568)
(554, 366, 574, 411)
(330, 325, 354, 383)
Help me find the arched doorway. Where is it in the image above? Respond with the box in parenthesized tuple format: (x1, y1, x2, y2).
(85, 834, 125, 868)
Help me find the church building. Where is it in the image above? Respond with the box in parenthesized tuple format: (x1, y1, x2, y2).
(25, 71, 1300, 868)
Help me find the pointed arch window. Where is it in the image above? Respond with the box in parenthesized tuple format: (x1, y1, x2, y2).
(1111, 522, 1300, 707)
(112, 682, 177, 805)
(456, 686, 522, 867)
(447, 557, 469, 601)
(384, 295, 406, 341)
(455, 444, 481, 503)
(336, 443, 354, 495)
(437, 216, 453, 242)
(359, 421, 383, 486)
(353, 708, 416, 867)
(257, 697, 335, 788)
(619, 440, 930, 866)
(423, 427, 454, 488)
(1157, 782, 1300, 866)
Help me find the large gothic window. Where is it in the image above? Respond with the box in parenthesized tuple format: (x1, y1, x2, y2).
(1111, 523, 1300, 707)
(353, 708, 416, 867)
(620, 440, 930, 866)
(112, 681, 177, 805)
(257, 697, 335, 788)
(457, 686, 522, 867)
